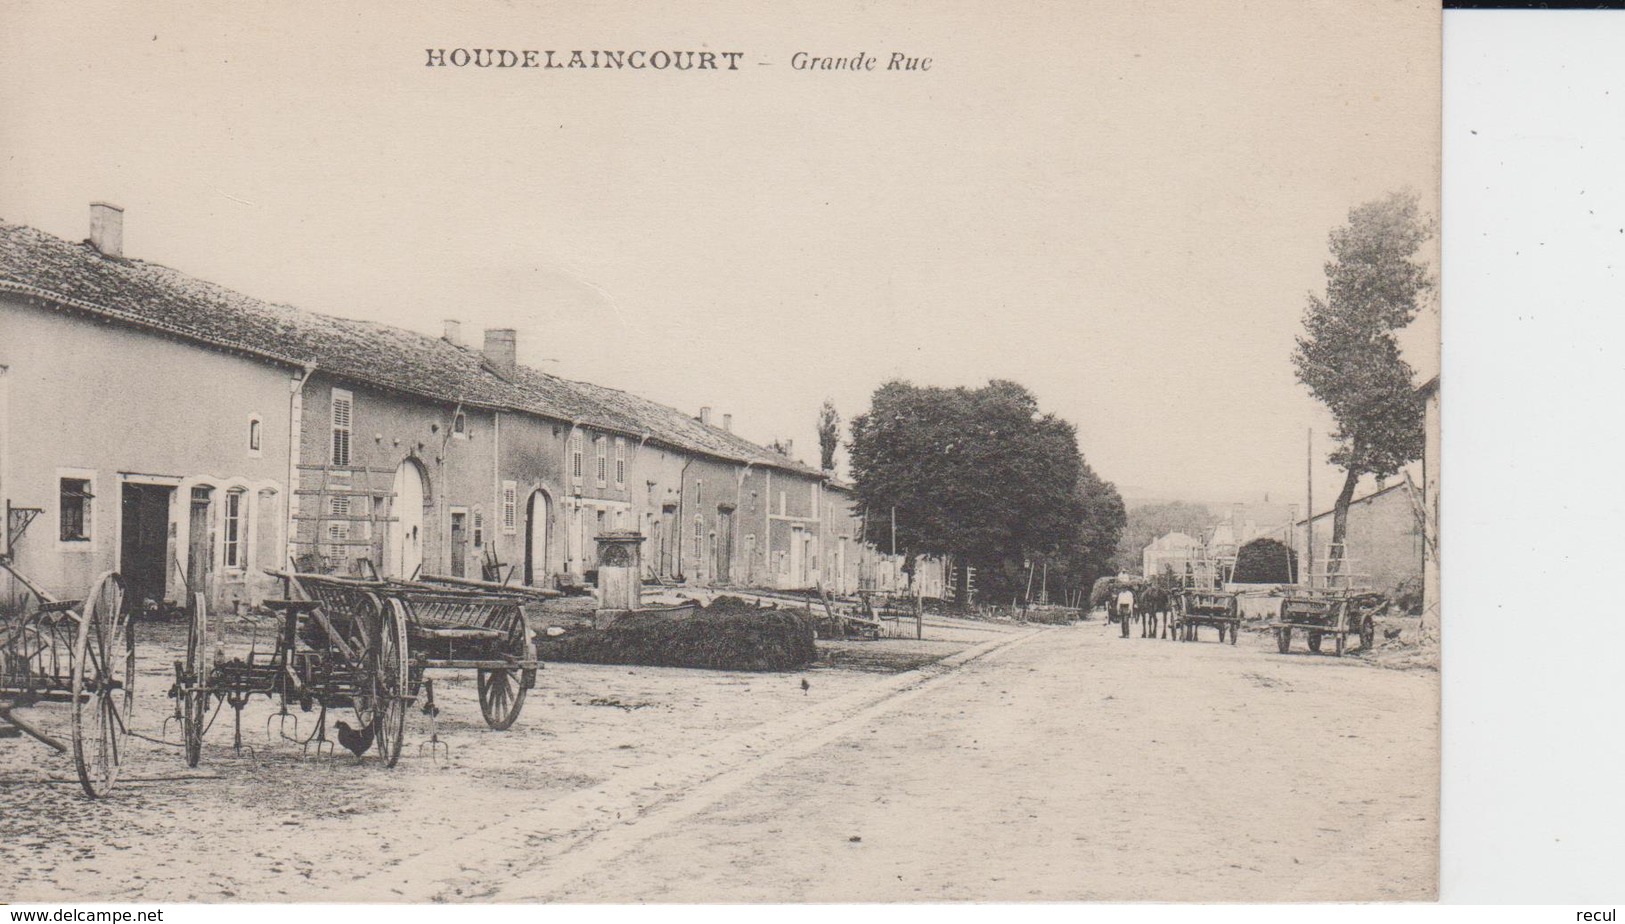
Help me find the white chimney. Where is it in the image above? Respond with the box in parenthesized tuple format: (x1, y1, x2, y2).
(783, 438, 794, 458)
(722, 413, 732, 432)
(699, 407, 712, 426)
(443, 320, 462, 346)
(89, 202, 123, 258)
(482, 328, 517, 377)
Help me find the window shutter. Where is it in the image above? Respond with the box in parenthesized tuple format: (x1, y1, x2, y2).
(502, 481, 518, 533)
(331, 390, 353, 466)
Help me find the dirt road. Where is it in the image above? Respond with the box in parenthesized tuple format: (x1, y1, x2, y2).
(1, 617, 1436, 902)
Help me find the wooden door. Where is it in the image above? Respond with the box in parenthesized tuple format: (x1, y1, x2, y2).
(450, 511, 467, 578)
(715, 510, 733, 583)
(120, 483, 172, 608)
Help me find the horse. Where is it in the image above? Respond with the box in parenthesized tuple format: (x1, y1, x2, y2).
(1136, 585, 1171, 638)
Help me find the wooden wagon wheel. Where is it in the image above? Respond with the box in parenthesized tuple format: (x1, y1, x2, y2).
(69, 572, 130, 799)
(1229, 619, 1239, 645)
(182, 592, 212, 768)
(350, 592, 385, 728)
(370, 597, 410, 767)
(1276, 626, 1292, 654)
(1334, 632, 1347, 657)
(478, 608, 532, 731)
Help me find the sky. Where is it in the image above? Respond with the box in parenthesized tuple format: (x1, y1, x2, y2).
(0, 0, 1439, 510)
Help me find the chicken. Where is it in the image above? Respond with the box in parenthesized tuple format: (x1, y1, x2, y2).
(334, 720, 375, 760)
(800, 678, 811, 695)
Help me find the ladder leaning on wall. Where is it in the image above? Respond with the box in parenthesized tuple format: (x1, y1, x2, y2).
(290, 464, 397, 575)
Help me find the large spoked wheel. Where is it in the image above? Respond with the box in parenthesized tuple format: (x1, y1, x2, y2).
(70, 572, 130, 799)
(1229, 620, 1239, 645)
(1360, 615, 1376, 651)
(1334, 632, 1347, 657)
(351, 592, 386, 728)
(478, 612, 535, 731)
(1276, 626, 1292, 654)
(183, 592, 212, 768)
(370, 598, 410, 768)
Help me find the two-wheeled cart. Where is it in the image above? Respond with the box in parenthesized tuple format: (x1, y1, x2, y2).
(1172, 589, 1241, 644)
(1, 562, 132, 797)
(1271, 591, 1377, 656)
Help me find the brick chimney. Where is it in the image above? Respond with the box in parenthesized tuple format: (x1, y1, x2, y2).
(443, 320, 462, 347)
(89, 202, 123, 258)
(482, 328, 517, 377)
(699, 406, 712, 426)
(722, 413, 732, 432)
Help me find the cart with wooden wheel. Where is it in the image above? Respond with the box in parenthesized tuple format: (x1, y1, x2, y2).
(382, 577, 540, 731)
(172, 571, 411, 767)
(1, 563, 133, 798)
(1172, 589, 1241, 644)
(1271, 592, 1377, 656)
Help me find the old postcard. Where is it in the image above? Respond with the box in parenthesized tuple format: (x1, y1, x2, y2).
(0, 0, 1440, 903)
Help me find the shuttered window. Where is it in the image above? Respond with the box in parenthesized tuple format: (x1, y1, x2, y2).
(502, 481, 518, 533)
(595, 438, 608, 487)
(614, 438, 626, 488)
(570, 431, 584, 484)
(331, 389, 353, 466)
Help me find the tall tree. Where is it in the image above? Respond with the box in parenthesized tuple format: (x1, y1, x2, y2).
(848, 379, 1116, 601)
(1292, 191, 1434, 578)
(816, 399, 841, 472)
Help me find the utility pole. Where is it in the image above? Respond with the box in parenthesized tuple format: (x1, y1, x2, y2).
(890, 506, 896, 557)
(1305, 428, 1314, 589)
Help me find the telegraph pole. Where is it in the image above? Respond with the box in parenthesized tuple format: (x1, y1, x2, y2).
(1305, 428, 1314, 589)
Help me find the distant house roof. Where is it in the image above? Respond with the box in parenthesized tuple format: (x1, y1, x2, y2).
(1145, 531, 1202, 551)
(1293, 479, 1414, 527)
(0, 220, 822, 478)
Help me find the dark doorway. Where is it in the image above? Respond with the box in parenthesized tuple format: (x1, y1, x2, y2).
(450, 511, 467, 578)
(187, 486, 214, 602)
(120, 483, 173, 610)
(715, 509, 733, 584)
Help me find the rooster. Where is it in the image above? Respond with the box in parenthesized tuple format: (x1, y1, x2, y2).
(334, 720, 375, 761)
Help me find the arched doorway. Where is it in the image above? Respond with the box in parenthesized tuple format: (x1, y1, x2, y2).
(524, 489, 551, 586)
(386, 459, 427, 579)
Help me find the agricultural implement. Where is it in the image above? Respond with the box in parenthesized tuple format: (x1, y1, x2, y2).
(171, 571, 542, 768)
(1271, 591, 1378, 656)
(1, 562, 132, 798)
(1173, 589, 1241, 644)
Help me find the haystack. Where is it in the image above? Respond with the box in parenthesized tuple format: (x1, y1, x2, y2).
(536, 595, 817, 671)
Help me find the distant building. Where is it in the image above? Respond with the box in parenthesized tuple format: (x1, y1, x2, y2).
(1294, 480, 1424, 597)
(1142, 531, 1202, 579)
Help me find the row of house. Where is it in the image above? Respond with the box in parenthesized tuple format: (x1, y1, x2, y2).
(0, 204, 919, 613)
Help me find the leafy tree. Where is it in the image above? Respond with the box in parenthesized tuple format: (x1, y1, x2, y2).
(816, 399, 841, 472)
(1110, 501, 1220, 574)
(1232, 537, 1298, 584)
(849, 380, 1115, 601)
(1292, 192, 1434, 577)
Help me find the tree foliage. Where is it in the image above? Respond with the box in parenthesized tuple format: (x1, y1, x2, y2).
(1292, 192, 1434, 566)
(848, 380, 1119, 599)
(816, 399, 841, 472)
(1232, 537, 1298, 584)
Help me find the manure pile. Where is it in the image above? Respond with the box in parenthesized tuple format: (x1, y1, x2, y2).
(536, 595, 817, 671)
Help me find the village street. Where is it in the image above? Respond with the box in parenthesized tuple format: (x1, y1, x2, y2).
(1, 615, 1436, 903)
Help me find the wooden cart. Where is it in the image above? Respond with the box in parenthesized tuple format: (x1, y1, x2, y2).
(1173, 589, 1241, 644)
(171, 572, 412, 767)
(1271, 591, 1377, 656)
(1, 564, 132, 797)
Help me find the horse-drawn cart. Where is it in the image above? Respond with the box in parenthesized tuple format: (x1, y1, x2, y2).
(1, 563, 132, 797)
(172, 571, 542, 767)
(1271, 592, 1378, 656)
(1173, 589, 1240, 644)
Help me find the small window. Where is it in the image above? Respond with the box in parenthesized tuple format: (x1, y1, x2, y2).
(331, 389, 353, 466)
(570, 431, 584, 484)
(223, 489, 245, 569)
(502, 481, 518, 533)
(614, 438, 626, 488)
(59, 477, 94, 542)
(595, 437, 608, 487)
(692, 515, 704, 560)
(473, 511, 484, 548)
(248, 416, 263, 455)
(452, 411, 467, 436)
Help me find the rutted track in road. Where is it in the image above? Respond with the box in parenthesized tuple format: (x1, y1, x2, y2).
(350, 624, 1045, 901)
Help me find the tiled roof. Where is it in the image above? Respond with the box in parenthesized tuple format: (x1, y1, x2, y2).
(0, 219, 821, 477)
